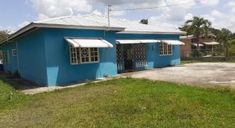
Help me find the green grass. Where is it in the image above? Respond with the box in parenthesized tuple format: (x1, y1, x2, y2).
(0, 78, 235, 128)
(0, 79, 27, 111)
(229, 39, 235, 56)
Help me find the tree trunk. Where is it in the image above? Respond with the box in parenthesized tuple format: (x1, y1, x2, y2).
(225, 44, 229, 59)
(224, 41, 229, 60)
(196, 34, 200, 57)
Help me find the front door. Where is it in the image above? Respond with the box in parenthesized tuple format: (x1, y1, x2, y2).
(116, 44, 147, 73)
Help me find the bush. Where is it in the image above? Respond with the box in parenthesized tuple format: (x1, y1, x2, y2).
(191, 50, 202, 57)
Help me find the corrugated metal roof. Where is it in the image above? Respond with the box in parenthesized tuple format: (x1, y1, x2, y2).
(1, 14, 185, 44)
(35, 14, 184, 34)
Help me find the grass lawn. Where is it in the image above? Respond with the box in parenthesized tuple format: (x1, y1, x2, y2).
(0, 78, 235, 128)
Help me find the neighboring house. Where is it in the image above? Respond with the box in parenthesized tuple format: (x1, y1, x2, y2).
(180, 35, 193, 58)
(0, 14, 185, 86)
(180, 34, 220, 58)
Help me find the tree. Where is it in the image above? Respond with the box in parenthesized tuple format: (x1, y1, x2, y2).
(180, 16, 211, 52)
(0, 30, 10, 43)
(217, 28, 232, 57)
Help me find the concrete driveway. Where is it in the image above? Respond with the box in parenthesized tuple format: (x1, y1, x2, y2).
(129, 63, 235, 88)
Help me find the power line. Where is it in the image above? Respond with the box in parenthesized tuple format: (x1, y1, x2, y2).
(110, 1, 193, 12)
(107, 4, 111, 28)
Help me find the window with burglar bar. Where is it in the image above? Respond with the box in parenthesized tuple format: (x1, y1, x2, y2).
(1, 50, 9, 64)
(159, 42, 172, 55)
(69, 45, 99, 64)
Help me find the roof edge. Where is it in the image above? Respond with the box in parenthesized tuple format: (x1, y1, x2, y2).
(117, 30, 186, 35)
(34, 23, 125, 31)
(1, 23, 125, 45)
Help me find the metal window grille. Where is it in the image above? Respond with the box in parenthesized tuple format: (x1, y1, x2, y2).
(160, 42, 172, 55)
(69, 45, 99, 64)
(2, 50, 9, 64)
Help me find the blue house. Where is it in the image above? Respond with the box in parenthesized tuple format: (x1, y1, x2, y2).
(0, 15, 185, 86)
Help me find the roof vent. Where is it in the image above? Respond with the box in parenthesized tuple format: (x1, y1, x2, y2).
(140, 19, 148, 25)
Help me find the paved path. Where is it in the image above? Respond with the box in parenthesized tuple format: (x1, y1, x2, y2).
(18, 63, 235, 94)
(129, 63, 235, 88)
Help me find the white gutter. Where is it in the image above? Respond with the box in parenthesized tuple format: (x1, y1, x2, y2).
(117, 31, 186, 35)
(1, 23, 125, 44)
(0, 23, 185, 44)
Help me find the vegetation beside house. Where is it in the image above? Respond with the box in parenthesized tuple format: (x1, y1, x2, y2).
(0, 78, 234, 128)
(180, 16, 211, 55)
(229, 39, 235, 56)
(0, 30, 9, 43)
(0, 78, 27, 111)
(180, 16, 235, 58)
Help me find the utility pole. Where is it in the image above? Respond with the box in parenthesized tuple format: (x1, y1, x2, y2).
(107, 4, 112, 29)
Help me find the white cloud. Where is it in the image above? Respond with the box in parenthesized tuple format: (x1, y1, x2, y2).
(27, 0, 234, 32)
(38, 13, 50, 20)
(91, 10, 102, 16)
(201, 9, 235, 31)
(184, 13, 193, 21)
(211, 10, 224, 18)
(30, 0, 92, 19)
(18, 21, 30, 28)
(199, 0, 220, 6)
(227, 1, 235, 13)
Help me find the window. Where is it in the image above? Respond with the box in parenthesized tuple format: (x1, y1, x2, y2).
(12, 49, 17, 56)
(70, 46, 80, 64)
(2, 50, 9, 64)
(0, 51, 3, 64)
(159, 42, 172, 55)
(69, 45, 99, 64)
(90, 48, 99, 62)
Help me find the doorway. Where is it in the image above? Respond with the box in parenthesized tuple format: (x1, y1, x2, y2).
(117, 44, 147, 73)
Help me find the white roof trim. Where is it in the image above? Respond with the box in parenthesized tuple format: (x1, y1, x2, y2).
(65, 37, 113, 48)
(203, 42, 220, 45)
(180, 35, 194, 39)
(116, 39, 160, 44)
(118, 31, 186, 35)
(192, 43, 204, 47)
(162, 40, 185, 45)
(34, 23, 125, 31)
(1, 23, 125, 44)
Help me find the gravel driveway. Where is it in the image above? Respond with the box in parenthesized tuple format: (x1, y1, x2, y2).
(129, 63, 235, 88)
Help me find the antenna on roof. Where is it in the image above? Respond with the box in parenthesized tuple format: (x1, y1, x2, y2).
(107, 4, 112, 29)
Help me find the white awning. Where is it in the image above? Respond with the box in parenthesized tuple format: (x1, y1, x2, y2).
(192, 43, 204, 47)
(65, 38, 113, 48)
(161, 40, 185, 45)
(116, 39, 160, 44)
(203, 42, 220, 45)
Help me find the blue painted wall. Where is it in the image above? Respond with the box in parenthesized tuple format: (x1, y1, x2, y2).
(42, 28, 118, 86)
(116, 33, 181, 68)
(1, 28, 181, 86)
(1, 42, 18, 73)
(17, 30, 48, 85)
(1, 30, 48, 85)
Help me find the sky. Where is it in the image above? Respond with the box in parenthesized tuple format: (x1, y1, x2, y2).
(0, 0, 235, 32)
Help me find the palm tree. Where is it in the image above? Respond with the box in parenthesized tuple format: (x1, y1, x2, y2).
(217, 28, 232, 58)
(180, 16, 212, 52)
